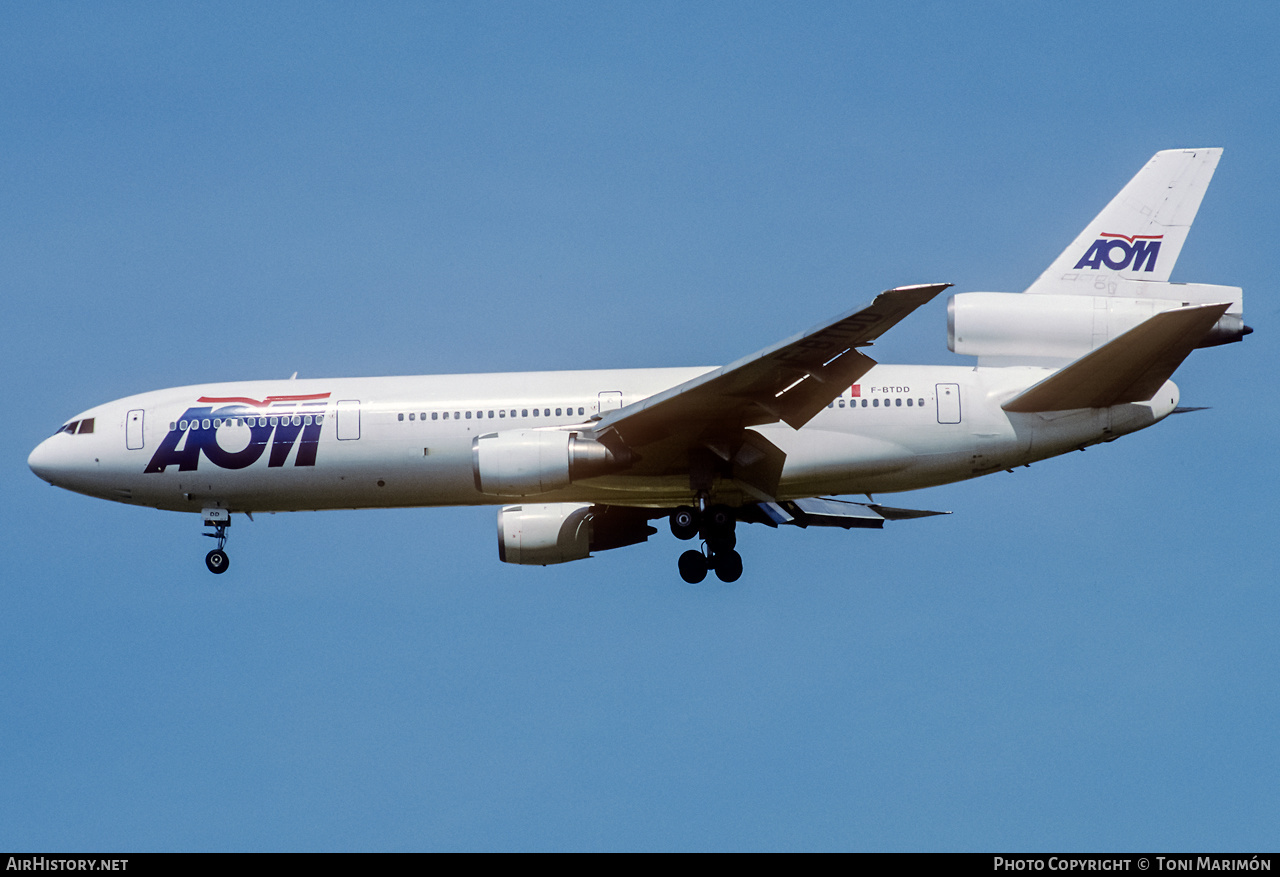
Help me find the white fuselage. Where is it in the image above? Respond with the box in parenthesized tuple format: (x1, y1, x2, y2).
(27, 363, 1178, 516)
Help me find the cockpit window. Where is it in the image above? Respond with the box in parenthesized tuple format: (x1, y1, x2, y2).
(54, 418, 95, 436)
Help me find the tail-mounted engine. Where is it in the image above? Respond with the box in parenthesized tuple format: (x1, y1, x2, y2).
(497, 502, 656, 565)
(948, 286, 1246, 362)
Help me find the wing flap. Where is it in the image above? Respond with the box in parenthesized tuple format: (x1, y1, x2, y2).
(758, 497, 951, 529)
(1002, 302, 1230, 413)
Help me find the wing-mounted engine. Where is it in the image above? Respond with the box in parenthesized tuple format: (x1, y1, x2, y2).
(948, 287, 1246, 364)
(472, 430, 632, 497)
(497, 502, 656, 565)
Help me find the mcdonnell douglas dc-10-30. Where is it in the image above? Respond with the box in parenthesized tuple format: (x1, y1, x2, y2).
(28, 149, 1249, 582)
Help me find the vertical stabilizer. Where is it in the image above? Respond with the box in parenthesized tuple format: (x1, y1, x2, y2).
(1026, 148, 1221, 294)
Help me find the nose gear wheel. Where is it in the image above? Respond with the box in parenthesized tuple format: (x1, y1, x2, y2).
(202, 516, 231, 575)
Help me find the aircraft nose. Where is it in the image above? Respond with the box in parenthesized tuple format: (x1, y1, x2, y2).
(28, 435, 88, 487)
(28, 436, 66, 483)
(29, 418, 129, 502)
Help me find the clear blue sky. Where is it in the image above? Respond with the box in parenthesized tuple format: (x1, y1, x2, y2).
(4, 2, 1277, 851)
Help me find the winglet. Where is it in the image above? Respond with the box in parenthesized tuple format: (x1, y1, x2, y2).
(1002, 302, 1230, 412)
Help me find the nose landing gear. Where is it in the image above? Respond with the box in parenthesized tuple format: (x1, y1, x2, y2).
(205, 546, 229, 574)
(202, 508, 230, 574)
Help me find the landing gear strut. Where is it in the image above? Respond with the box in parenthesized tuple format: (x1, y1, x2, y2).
(671, 503, 743, 583)
(202, 508, 230, 574)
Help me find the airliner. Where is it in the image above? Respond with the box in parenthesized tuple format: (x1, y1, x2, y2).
(28, 148, 1248, 583)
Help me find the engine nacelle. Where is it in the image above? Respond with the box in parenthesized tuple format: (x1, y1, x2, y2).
(497, 502, 655, 565)
(949, 286, 1246, 361)
(472, 430, 631, 497)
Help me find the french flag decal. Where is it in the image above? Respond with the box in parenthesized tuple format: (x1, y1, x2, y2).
(850, 384, 861, 397)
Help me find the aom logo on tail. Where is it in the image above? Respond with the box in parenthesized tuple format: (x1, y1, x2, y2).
(144, 393, 331, 473)
(1073, 232, 1163, 272)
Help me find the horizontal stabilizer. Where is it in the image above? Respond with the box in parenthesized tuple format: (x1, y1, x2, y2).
(758, 497, 949, 529)
(1002, 303, 1229, 413)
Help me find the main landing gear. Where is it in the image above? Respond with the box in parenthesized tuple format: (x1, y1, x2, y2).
(670, 503, 743, 584)
(202, 508, 230, 574)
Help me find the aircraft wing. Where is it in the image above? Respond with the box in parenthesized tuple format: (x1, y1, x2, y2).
(592, 284, 949, 453)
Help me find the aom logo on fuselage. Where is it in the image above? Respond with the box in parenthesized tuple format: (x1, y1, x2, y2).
(1073, 232, 1163, 272)
(144, 393, 331, 473)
